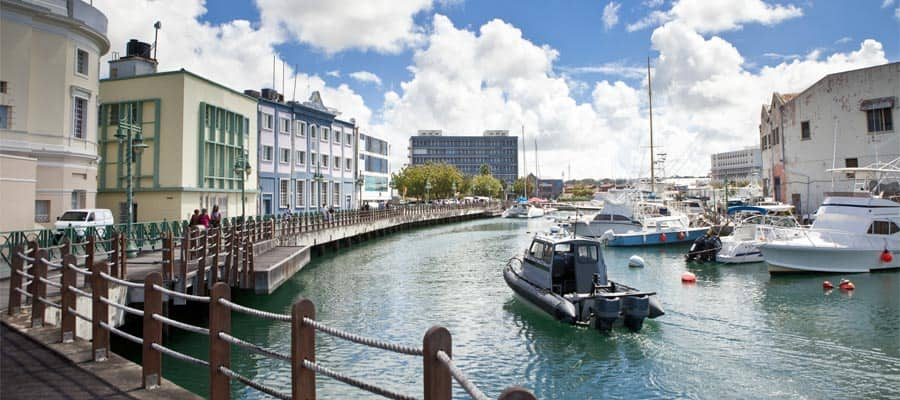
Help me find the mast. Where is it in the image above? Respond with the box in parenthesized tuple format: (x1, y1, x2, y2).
(521, 125, 527, 199)
(648, 57, 656, 195)
(534, 138, 539, 197)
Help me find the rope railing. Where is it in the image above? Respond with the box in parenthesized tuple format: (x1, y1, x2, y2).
(69, 286, 91, 298)
(99, 272, 143, 288)
(67, 262, 92, 276)
(17, 252, 35, 262)
(152, 343, 209, 367)
(151, 313, 210, 336)
(35, 296, 62, 310)
(67, 307, 92, 322)
(301, 359, 418, 400)
(14, 288, 32, 298)
(100, 296, 144, 317)
(218, 332, 290, 362)
(436, 350, 490, 400)
(218, 366, 291, 400)
(152, 284, 210, 303)
(16, 269, 34, 279)
(100, 321, 143, 345)
(39, 276, 62, 289)
(302, 317, 423, 356)
(218, 298, 291, 321)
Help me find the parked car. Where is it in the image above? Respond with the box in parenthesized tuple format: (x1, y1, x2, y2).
(54, 209, 114, 238)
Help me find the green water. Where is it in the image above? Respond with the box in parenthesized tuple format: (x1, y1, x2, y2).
(123, 217, 900, 399)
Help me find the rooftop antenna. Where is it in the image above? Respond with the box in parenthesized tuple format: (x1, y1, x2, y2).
(152, 21, 161, 60)
(292, 64, 298, 102)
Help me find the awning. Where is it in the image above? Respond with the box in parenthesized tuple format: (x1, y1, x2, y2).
(860, 97, 895, 111)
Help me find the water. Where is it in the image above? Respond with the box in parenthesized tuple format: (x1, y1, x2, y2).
(126, 217, 900, 399)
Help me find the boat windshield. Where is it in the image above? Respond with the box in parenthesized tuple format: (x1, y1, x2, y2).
(554, 243, 572, 252)
(575, 244, 599, 263)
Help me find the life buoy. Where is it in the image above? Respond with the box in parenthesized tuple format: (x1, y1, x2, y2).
(839, 279, 855, 290)
(677, 231, 686, 240)
(659, 233, 667, 242)
(681, 271, 696, 283)
(881, 249, 893, 263)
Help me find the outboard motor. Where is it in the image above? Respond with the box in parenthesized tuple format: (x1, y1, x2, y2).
(621, 295, 650, 332)
(685, 235, 707, 262)
(591, 297, 621, 332)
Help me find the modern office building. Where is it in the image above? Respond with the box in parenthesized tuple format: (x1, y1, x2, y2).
(760, 62, 899, 215)
(710, 147, 761, 183)
(97, 42, 258, 222)
(408, 130, 518, 184)
(359, 132, 390, 206)
(250, 89, 358, 215)
(536, 178, 564, 199)
(0, 0, 109, 230)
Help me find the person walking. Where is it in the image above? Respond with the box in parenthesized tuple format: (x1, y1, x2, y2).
(189, 209, 200, 226)
(210, 205, 222, 228)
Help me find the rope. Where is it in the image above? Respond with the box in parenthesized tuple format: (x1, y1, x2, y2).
(22, 263, 33, 271)
(23, 247, 34, 254)
(436, 351, 489, 400)
(218, 366, 291, 400)
(101, 296, 144, 317)
(69, 286, 92, 298)
(152, 313, 209, 336)
(46, 273, 62, 280)
(152, 343, 209, 367)
(36, 296, 62, 309)
(217, 298, 291, 322)
(16, 269, 34, 279)
(67, 263, 92, 276)
(302, 318, 423, 356)
(218, 332, 290, 362)
(302, 360, 418, 400)
(99, 272, 143, 288)
(39, 277, 62, 289)
(40, 257, 63, 269)
(17, 252, 35, 262)
(68, 307, 92, 322)
(14, 288, 32, 298)
(100, 321, 144, 345)
(152, 284, 210, 303)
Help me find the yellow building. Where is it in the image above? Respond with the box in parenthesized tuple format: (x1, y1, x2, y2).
(97, 66, 258, 222)
(0, 0, 110, 230)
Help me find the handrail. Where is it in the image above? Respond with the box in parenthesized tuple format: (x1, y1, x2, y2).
(301, 359, 418, 400)
(218, 298, 290, 321)
(218, 366, 291, 400)
(302, 317, 423, 356)
(151, 313, 210, 336)
(437, 350, 489, 400)
(152, 284, 210, 303)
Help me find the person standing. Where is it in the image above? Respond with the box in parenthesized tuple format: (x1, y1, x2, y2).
(199, 208, 210, 229)
(210, 205, 222, 228)
(189, 209, 200, 226)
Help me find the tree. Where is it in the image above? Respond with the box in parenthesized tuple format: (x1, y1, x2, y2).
(391, 163, 463, 199)
(479, 164, 492, 176)
(571, 185, 594, 198)
(511, 177, 535, 198)
(471, 174, 503, 197)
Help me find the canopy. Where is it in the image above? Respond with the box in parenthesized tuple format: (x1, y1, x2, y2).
(726, 206, 768, 215)
(528, 197, 547, 203)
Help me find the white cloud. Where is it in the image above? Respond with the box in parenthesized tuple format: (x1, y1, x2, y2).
(883, 0, 895, 8)
(256, 0, 436, 54)
(643, 0, 665, 7)
(895, 7, 900, 20)
(349, 71, 383, 86)
(558, 61, 647, 80)
(835, 36, 853, 44)
(327, 70, 341, 77)
(92, 0, 373, 128)
(763, 52, 800, 60)
(628, 0, 803, 33)
(603, 2, 621, 30)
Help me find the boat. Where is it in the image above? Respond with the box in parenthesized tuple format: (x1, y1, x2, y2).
(714, 206, 801, 264)
(502, 202, 545, 218)
(599, 215, 709, 247)
(504, 235, 664, 332)
(573, 191, 643, 235)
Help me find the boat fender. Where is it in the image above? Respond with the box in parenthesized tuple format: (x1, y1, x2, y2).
(622, 295, 650, 332)
(591, 297, 621, 332)
(677, 231, 685, 240)
(881, 249, 893, 263)
(659, 233, 667, 242)
(839, 279, 855, 291)
(681, 271, 697, 283)
(822, 280, 834, 289)
(628, 255, 645, 268)
(599, 230, 615, 243)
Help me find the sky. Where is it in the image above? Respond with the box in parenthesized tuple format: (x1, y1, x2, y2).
(92, 0, 899, 179)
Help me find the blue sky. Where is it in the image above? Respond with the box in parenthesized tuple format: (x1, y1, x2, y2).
(96, 0, 899, 178)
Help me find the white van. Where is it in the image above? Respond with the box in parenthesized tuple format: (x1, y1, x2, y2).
(54, 209, 115, 237)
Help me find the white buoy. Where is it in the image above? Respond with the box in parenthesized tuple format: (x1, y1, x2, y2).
(628, 255, 645, 268)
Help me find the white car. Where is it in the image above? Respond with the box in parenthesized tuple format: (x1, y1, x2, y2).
(54, 209, 115, 237)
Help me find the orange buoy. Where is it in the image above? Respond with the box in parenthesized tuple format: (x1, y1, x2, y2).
(823, 280, 834, 289)
(677, 231, 686, 240)
(660, 233, 668, 242)
(881, 249, 893, 263)
(681, 271, 696, 283)
(839, 279, 855, 290)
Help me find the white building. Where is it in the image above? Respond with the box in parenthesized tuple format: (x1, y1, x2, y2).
(760, 62, 899, 215)
(0, 0, 109, 230)
(358, 132, 390, 206)
(710, 147, 761, 183)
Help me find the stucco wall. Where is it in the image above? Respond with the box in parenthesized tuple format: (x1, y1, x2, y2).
(0, 154, 37, 230)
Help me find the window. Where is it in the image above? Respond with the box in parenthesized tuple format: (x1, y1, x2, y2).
(528, 241, 546, 260)
(0, 106, 9, 129)
(334, 156, 340, 169)
(280, 148, 290, 164)
(345, 158, 352, 170)
(297, 150, 305, 165)
(73, 96, 87, 138)
(296, 180, 305, 206)
(35, 200, 50, 223)
(320, 182, 328, 208)
(322, 154, 328, 167)
(576, 245, 599, 263)
(322, 127, 329, 141)
(71, 190, 86, 209)
(845, 158, 858, 179)
(334, 129, 341, 143)
(297, 121, 306, 137)
(310, 151, 316, 166)
(279, 179, 290, 208)
(0, 81, 7, 93)
(262, 145, 273, 162)
(333, 182, 341, 207)
(76, 48, 88, 76)
(263, 114, 274, 130)
(310, 125, 317, 139)
(867, 108, 894, 133)
(346, 133, 352, 145)
(801, 121, 811, 140)
(280, 117, 290, 134)
(867, 220, 900, 235)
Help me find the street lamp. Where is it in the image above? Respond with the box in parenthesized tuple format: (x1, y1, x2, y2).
(114, 118, 148, 257)
(233, 150, 252, 222)
(425, 179, 432, 203)
(355, 176, 364, 209)
(313, 162, 325, 212)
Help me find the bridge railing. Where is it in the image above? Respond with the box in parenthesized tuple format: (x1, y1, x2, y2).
(7, 239, 535, 400)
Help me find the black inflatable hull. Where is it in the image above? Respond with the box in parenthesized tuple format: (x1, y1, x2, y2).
(503, 264, 578, 324)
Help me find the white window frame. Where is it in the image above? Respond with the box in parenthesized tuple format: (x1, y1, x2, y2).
(263, 114, 274, 130)
(333, 182, 341, 207)
(296, 150, 305, 166)
(280, 117, 290, 134)
(310, 151, 316, 166)
(333, 156, 340, 170)
(75, 47, 89, 77)
(345, 132, 352, 147)
(322, 154, 329, 168)
(262, 145, 274, 162)
(72, 94, 88, 139)
(322, 127, 329, 142)
(310, 125, 317, 139)
(345, 158, 352, 171)
(279, 179, 290, 208)
(279, 148, 290, 164)
(297, 121, 306, 137)
(296, 179, 305, 207)
(334, 128, 341, 144)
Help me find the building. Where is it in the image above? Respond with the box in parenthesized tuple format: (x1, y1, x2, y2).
(0, 0, 109, 230)
(536, 178, 564, 199)
(97, 44, 258, 222)
(710, 147, 761, 183)
(249, 89, 359, 215)
(760, 62, 899, 215)
(359, 132, 390, 206)
(409, 130, 518, 184)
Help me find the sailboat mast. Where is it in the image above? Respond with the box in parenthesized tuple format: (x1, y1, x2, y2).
(648, 57, 656, 195)
(534, 139, 539, 197)
(521, 125, 527, 199)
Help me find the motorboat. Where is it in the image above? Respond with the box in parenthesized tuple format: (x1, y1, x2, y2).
(575, 191, 646, 236)
(760, 194, 900, 273)
(714, 206, 801, 264)
(502, 202, 545, 218)
(599, 214, 710, 247)
(504, 235, 664, 332)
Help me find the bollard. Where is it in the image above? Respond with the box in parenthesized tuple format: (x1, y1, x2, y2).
(423, 326, 452, 400)
(31, 249, 48, 328)
(292, 299, 316, 400)
(143, 272, 163, 389)
(8, 244, 25, 315)
(91, 260, 109, 361)
(209, 282, 231, 400)
(60, 254, 77, 342)
(498, 386, 538, 400)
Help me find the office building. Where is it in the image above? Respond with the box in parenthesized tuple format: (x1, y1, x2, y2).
(710, 148, 761, 183)
(409, 130, 518, 184)
(359, 132, 390, 206)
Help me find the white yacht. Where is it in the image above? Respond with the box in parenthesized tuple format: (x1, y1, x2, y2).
(716, 206, 801, 264)
(502, 203, 545, 218)
(759, 194, 900, 273)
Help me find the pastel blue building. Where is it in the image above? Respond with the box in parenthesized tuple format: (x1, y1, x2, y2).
(248, 88, 359, 215)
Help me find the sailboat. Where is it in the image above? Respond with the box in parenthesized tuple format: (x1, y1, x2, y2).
(503, 126, 544, 218)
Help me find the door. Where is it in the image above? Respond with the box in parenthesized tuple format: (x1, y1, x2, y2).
(773, 177, 781, 202)
(263, 198, 273, 215)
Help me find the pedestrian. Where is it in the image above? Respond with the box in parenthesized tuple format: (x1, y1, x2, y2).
(210, 205, 222, 228)
(199, 208, 210, 229)
(189, 209, 200, 226)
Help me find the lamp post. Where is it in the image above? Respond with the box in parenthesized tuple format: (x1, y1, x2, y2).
(355, 176, 364, 209)
(425, 179, 432, 204)
(115, 118, 148, 257)
(233, 150, 252, 223)
(313, 162, 325, 212)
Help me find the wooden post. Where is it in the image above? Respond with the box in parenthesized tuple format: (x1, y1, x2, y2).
(109, 232, 119, 278)
(120, 232, 128, 278)
(180, 227, 190, 293)
(423, 326, 452, 400)
(223, 227, 233, 287)
(244, 241, 254, 290)
(212, 228, 221, 285)
(143, 272, 163, 389)
(498, 386, 538, 400)
(196, 230, 208, 296)
(209, 282, 231, 400)
(292, 299, 316, 400)
(30, 249, 48, 328)
(91, 260, 109, 361)
(85, 235, 95, 288)
(61, 238, 71, 259)
(60, 254, 77, 342)
(8, 244, 24, 315)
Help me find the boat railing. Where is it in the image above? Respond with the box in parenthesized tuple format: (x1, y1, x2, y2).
(760, 226, 892, 249)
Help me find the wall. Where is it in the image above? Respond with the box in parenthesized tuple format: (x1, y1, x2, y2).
(0, 154, 37, 230)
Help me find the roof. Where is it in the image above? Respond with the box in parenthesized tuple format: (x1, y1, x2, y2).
(101, 68, 258, 101)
